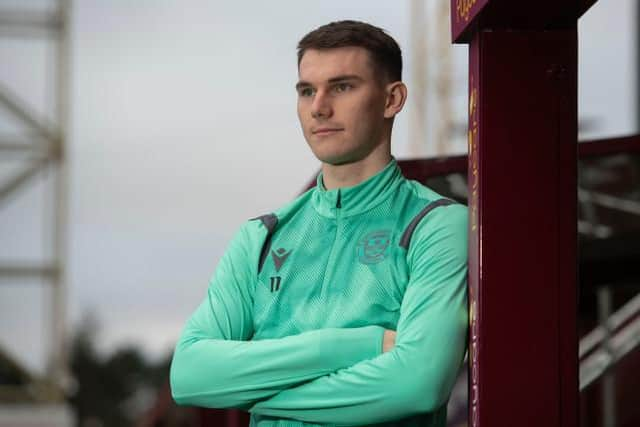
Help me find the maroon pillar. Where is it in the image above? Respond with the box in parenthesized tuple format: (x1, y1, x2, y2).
(452, 2, 582, 427)
(467, 29, 578, 427)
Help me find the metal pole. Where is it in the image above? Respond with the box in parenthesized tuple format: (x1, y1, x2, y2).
(597, 286, 616, 427)
(409, 0, 428, 157)
(0, 83, 58, 144)
(0, 158, 49, 204)
(467, 27, 578, 427)
(435, 0, 452, 156)
(47, 0, 71, 389)
(637, 0, 640, 133)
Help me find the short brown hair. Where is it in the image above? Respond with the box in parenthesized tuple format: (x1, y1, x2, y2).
(297, 20, 402, 83)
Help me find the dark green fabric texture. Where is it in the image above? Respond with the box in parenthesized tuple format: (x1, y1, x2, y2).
(170, 159, 469, 427)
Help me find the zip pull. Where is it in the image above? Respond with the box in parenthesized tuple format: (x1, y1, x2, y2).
(336, 190, 342, 208)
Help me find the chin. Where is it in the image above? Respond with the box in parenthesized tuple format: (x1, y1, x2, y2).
(307, 141, 345, 164)
(307, 135, 371, 165)
(314, 150, 360, 166)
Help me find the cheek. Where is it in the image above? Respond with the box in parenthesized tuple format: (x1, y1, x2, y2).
(296, 100, 304, 121)
(298, 105, 318, 146)
(297, 104, 309, 130)
(348, 99, 383, 134)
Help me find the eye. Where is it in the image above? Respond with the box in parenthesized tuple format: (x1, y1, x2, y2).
(298, 87, 315, 97)
(333, 83, 352, 93)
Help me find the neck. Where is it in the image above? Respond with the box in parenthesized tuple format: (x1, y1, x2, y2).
(321, 143, 392, 190)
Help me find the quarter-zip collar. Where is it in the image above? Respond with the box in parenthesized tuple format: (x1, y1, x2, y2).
(312, 158, 403, 218)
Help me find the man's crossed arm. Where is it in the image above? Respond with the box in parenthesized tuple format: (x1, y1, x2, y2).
(170, 296, 388, 410)
(170, 221, 387, 409)
(170, 206, 468, 424)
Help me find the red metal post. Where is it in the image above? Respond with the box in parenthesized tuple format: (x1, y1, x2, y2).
(453, 1, 580, 426)
(467, 29, 578, 427)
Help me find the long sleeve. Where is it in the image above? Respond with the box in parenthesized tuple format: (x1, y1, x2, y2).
(249, 205, 469, 425)
(169, 220, 385, 409)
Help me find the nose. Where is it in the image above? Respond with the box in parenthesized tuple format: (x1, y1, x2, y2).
(310, 90, 332, 119)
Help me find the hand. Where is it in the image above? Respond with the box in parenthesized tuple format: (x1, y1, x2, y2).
(382, 329, 396, 353)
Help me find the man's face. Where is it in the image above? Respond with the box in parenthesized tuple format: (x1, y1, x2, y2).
(296, 47, 389, 165)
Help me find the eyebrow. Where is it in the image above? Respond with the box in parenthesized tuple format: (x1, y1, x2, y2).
(295, 74, 364, 91)
(327, 74, 363, 84)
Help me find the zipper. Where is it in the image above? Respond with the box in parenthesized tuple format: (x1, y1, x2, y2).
(320, 189, 342, 298)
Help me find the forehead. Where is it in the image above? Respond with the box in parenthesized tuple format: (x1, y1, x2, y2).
(298, 47, 375, 82)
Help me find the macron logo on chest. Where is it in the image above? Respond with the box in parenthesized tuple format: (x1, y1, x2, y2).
(271, 248, 291, 272)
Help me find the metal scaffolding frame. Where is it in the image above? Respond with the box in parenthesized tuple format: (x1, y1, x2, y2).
(0, 0, 70, 391)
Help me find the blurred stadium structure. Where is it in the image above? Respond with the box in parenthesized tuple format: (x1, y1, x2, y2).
(1, 1, 639, 427)
(408, 0, 456, 158)
(0, 0, 72, 426)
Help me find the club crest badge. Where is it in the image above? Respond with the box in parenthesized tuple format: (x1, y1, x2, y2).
(357, 230, 391, 264)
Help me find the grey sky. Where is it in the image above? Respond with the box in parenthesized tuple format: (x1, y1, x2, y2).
(0, 0, 637, 374)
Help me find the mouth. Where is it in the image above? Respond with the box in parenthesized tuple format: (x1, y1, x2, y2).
(312, 127, 344, 136)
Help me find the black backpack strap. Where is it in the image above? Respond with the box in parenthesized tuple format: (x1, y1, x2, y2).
(253, 213, 278, 274)
(399, 199, 456, 249)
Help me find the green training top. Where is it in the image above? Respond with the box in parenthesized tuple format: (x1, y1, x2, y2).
(170, 159, 468, 427)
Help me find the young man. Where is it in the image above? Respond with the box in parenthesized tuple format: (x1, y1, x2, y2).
(170, 21, 468, 427)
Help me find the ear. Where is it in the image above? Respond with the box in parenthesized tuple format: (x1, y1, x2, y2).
(383, 82, 408, 119)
